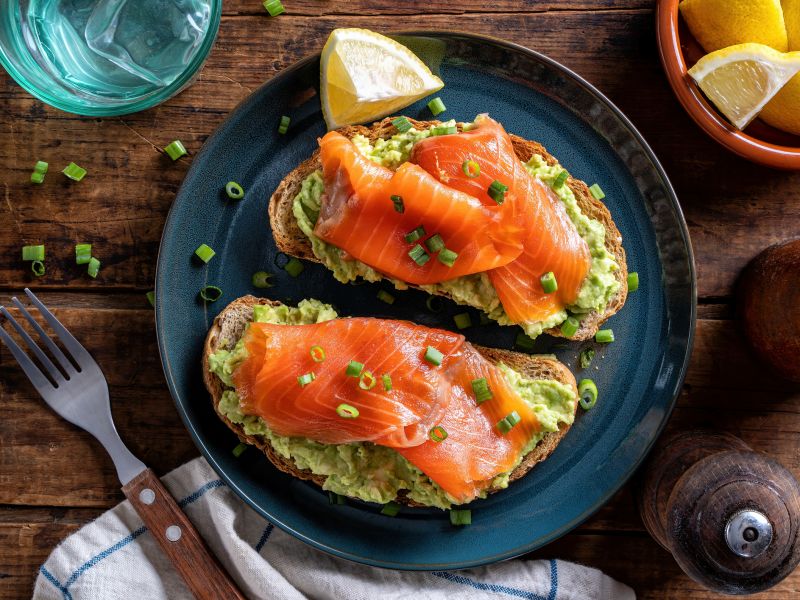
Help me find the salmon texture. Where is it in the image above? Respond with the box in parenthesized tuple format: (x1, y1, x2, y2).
(411, 116, 592, 323)
(232, 318, 542, 502)
(315, 131, 526, 285)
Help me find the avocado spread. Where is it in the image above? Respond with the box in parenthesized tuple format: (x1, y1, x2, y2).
(209, 299, 576, 509)
(292, 118, 620, 338)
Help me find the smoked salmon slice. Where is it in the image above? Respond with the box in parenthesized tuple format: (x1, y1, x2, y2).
(411, 116, 592, 324)
(314, 131, 525, 285)
(231, 318, 541, 502)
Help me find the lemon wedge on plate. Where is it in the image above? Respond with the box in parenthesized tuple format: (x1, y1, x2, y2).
(320, 28, 444, 129)
(688, 43, 800, 129)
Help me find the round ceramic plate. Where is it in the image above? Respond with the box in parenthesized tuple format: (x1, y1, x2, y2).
(156, 32, 695, 570)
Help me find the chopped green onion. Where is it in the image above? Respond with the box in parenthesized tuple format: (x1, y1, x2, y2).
(488, 180, 508, 204)
(252, 271, 273, 288)
(427, 97, 446, 116)
(429, 425, 448, 443)
(431, 124, 457, 136)
(391, 194, 404, 213)
(627, 272, 639, 292)
(87, 257, 101, 279)
(471, 377, 493, 404)
(515, 332, 536, 352)
(75, 243, 92, 265)
(297, 372, 315, 387)
(377, 290, 395, 305)
(404, 225, 426, 244)
(424, 346, 443, 366)
(328, 491, 346, 505)
(232, 442, 248, 458)
(560, 316, 579, 338)
(284, 257, 304, 277)
(497, 410, 522, 434)
(146, 291, 156, 308)
(194, 243, 216, 263)
(21, 245, 45, 261)
(450, 509, 471, 526)
(346, 360, 364, 377)
(540, 271, 558, 294)
(461, 159, 480, 178)
(62, 162, 87, 181)
(392, 116, 413, 133)
(425, 234, 445, 254)
(199, 285, 222, 302)
(336, 403, 359, 419)
(31, 161, 48, 184)
(579, 347, 595, 369)
(263, 0, 285, 16)
(438, 248, 458, 267)
(310, 345, 326, 362)
(381, 501, 400, 517)
(359, 371, 377, 390)
(595, 329, 615, 344)
(225, 181, 245, 200)
(163, 141, 187, 161)
(589, 183, 605, 200)
(381, 374, 392, 391)
(578, 379, 598, 410)
(408, 244, 430, 266)
(453, 312, 472, 330)
(278, 115, 290, 134)
(553, 170, 569, 188)
(31, 260, 45, 277)
(425, 296, 443, 313)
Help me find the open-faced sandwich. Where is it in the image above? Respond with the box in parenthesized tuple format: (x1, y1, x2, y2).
(203, 296, 578, 509)
(269, 115, 627, 340)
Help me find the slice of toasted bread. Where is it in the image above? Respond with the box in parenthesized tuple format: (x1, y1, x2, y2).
(268, 117, 628, 341)
(202, 295, 578, 508)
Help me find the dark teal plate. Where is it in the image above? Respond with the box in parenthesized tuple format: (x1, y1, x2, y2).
(156, 32, 695, 570)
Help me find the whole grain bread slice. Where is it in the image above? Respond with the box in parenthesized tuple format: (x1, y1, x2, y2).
(268, 117, 628, 341)
(202, 295, 579, 508)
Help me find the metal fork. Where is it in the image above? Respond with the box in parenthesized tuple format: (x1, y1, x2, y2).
(0, 289, 245, 600)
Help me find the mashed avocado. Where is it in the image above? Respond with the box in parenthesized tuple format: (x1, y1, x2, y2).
(209, 299, 576, 509)
(292, 119, 620, 337)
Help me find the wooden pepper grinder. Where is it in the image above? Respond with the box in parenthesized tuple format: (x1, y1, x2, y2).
(637, 430, 800, 595)
(738, 239, 800, 383)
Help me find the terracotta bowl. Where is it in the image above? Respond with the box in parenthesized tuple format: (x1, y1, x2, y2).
(656, 0, 800, 169)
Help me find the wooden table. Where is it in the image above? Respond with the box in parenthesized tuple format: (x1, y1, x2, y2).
(1, 1, 799, 598)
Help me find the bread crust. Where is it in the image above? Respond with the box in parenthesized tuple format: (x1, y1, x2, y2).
(202, 295, 578, 508)
(268, 117, 628, 341)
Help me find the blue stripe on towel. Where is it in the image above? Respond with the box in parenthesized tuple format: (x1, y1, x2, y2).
(38, 479, 225, 599)
(431, 559, 558, 600)
(255, 523, 275, 552)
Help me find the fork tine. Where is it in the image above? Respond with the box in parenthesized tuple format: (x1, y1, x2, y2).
(11, 297, 77, 376)
(0, 306, 66, 385)
(0, 321, 53, 392)
(23, 288, 93, 368)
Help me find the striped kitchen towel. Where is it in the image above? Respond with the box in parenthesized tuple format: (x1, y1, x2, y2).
(33, 457, 634, 600)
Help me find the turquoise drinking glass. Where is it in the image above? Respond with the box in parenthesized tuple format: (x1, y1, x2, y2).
(0, 0, 221, 116)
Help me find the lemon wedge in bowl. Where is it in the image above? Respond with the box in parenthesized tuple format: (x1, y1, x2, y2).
(320, 28, 444, 129)
(688, 43, 800, 130)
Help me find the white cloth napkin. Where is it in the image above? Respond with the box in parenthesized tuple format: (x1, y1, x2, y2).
(33, 457, 635, 600)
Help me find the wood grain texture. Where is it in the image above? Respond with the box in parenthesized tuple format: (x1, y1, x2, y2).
(2, 3, 800, 599)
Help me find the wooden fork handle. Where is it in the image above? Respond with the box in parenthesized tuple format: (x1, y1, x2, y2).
(122, 468, 247, 600)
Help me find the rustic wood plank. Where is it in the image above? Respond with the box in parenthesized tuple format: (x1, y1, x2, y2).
(1, 10, 796, 298)
(221, 0, 654, 15)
